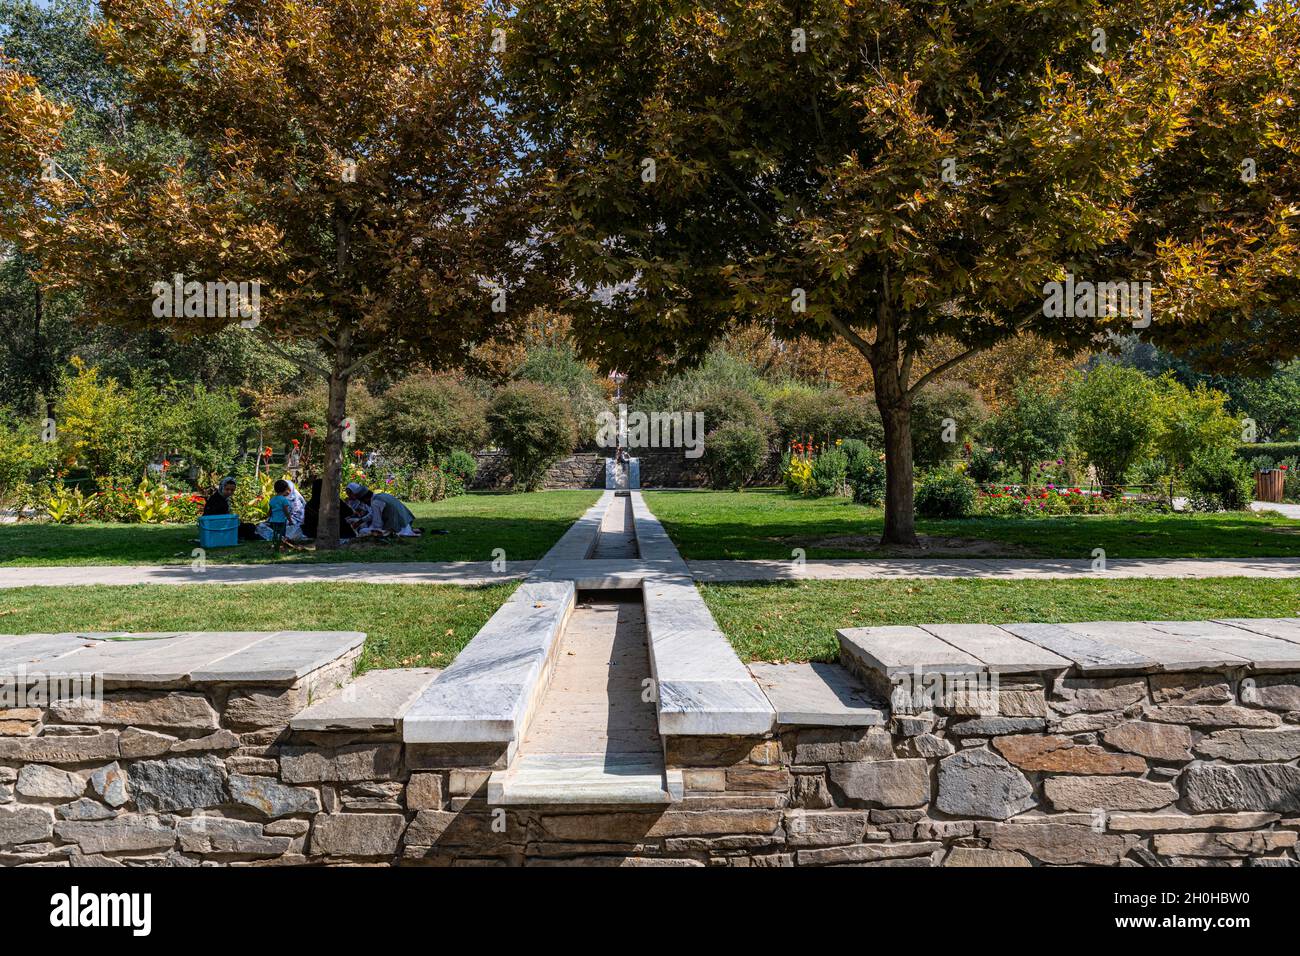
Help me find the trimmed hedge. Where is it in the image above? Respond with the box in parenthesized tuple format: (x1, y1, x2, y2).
(1236, 443, 1300, 466)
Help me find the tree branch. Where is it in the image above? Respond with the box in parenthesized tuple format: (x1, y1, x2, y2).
(826, 313, 875, 361)
(905, 304, 1042, 397)
(256, 330, 329, 378)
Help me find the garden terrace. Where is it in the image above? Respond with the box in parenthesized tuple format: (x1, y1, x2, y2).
(4, 614, 1300, 865)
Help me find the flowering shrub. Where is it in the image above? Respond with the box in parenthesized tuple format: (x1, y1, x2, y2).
(782, 445, 814, 495)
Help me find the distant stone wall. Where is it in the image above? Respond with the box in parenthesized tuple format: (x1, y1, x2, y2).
(472, 450, 712, 490)
(5, 664, 1296, 865)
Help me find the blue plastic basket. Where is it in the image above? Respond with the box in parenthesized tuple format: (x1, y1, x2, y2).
(198, 513, 239, 548)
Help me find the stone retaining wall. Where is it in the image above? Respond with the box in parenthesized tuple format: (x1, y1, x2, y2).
(471, 450, 710, 490)
(5, 665, 1296, 865)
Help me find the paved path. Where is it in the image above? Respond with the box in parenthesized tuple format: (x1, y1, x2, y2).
(0, 560, 533, 589)
(689, 557, 1300, 582)
(1252, 500, 1300, 520)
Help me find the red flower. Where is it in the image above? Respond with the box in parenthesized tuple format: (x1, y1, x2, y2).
(161, 459, 170, 469)
(291, 438, 300, 447)
(263, 446, 272, 458)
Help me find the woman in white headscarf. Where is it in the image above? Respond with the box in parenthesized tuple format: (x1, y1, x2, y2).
(256, 478, 309, 542)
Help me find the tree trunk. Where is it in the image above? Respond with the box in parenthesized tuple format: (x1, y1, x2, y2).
(873, 355, 919, 547)
(317, 361, 351, 551)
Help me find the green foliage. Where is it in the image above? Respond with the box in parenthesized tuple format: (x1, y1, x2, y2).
(440, 449, 478, 486)
(847, 449, 887, 507)
(263, 382, 379, 458)
(966, 446, 1005, 485)
(703, 422, 766, 491)
(368, 374, 487, 464)
(910, 383, 988, 470)
(1227, 363, 1300, 442)
(1152, 375, 1238, 476)
(914, 469, 977, 519)
(1071, 366, 1161, 491)
(1237, 442, 1300, 465)
(175, 384, 247, 475)
(487, 381, 577, 492)
(981, 382, 1072, 486)
(515, 343, 607, 445)
(770, 387, 881, 447)
(1185, 447, 1255, 512)
(809, 447, 848, 498)
(0, 412, 57, 504)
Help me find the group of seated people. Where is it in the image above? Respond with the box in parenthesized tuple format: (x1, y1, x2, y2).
(202, 476, 418, 545)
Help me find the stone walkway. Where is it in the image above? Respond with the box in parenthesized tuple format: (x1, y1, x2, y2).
(5, 554, 1300, 589)
(0, 560, 532, 589)
(689, 556, 1300, 582)
(1252, 500, 1300, 520)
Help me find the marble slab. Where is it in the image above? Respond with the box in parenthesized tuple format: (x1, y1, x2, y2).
(488, 753, 677, 806)
(640, 570, 774, 735)
(402, 581, 574, 743)
(919, 623, 1072, 674)
(534, 493, 611, 565)
(290, 667, 441, 731)
(749, 662, 887, 726)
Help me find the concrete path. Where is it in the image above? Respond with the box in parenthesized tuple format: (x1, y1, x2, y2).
(1252, 500, 1300, 520)
(0, 560, 533, 589)
(689, 556, 1300, 582)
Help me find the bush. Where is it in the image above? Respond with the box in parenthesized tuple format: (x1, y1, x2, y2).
(1127, 456, 1171, 491)
(703, 422, 766, 490)
(809, 447, 849, 497)
(847, 449, 886, 506)
(175, 385, 248, 476)
(1236, 442, 1300, 465)
(487, 382, 577, 491)
(914, 468, 977, 519)
(440, 450, 478, 486)
(515, 344, 607, 445)
(966, 446, 1004, 485)
(980, 381, 1072, 486)
(0, 414, 57, 506)
(771, 388, 882, 447)
(369, 374, 487, 464)
(1071, 365, 1160, 491)
(1185, 446, 1255, 511)
(697, 387, 773, 438)
(911, 382, 988, 469)
(263, 381, 380, 461)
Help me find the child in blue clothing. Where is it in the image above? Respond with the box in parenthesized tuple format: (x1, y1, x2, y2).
(268, 480, 291, 551)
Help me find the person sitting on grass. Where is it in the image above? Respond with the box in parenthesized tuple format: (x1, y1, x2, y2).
(267, 479, 292, 551)
(202, 475, 259, 541)
(345, 482, 421, 537)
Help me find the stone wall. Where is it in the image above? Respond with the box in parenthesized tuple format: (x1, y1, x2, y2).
(4, 666, 1297, 865)
(471, 450, 713, 490)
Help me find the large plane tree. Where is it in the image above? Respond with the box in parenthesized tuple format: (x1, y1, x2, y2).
(503, 0, 1288, 544)
(9, 0, 542, 547)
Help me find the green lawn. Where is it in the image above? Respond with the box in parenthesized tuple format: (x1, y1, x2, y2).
(0, 490, 600, 566)
(644, 488, 1300, 560)
(0, 582, 516, 672)
(701, 578, 1300, 663)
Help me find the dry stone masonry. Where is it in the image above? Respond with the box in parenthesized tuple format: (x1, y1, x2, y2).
(2, 498, 1299, 866)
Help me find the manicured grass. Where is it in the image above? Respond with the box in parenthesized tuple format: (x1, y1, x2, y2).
(0, 582, 517, 672)
(700, 577, 1300, 663)
(644, 488, 1300, 560)
(0, 490, 600, 566)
